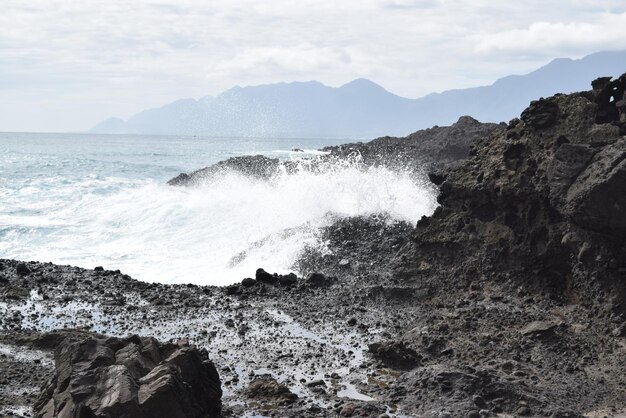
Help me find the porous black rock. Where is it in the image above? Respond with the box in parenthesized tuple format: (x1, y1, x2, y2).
(520, 99, 560, 129)
(241, 277, 257, 287)
(278, 273, 298, 287)
(16, 262, 30, 276)
(368, 341, 421, 370)
(255, 268, 277, 284)
(304, 272, 333, 287)
(246, 375, 298, 405)
(322, 115, 505, 170)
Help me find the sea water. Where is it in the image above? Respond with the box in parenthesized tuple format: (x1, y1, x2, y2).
(0, 132, 437, 285)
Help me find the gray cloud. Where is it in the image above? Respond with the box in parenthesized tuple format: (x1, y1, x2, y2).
(475, 13, 626, 56)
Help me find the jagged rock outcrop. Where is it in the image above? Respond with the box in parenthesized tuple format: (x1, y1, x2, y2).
(335, 72, 626, 417)
(34, 334, 222, 418)
(413, 73, 626, 291)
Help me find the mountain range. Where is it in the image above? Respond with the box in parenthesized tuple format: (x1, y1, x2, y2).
(90, 50, 626, 138)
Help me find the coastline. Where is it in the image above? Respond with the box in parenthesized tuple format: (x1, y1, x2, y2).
(1, 73, 626, 417)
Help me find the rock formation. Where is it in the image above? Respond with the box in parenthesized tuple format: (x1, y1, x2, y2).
(292, 72, 626, 417)
(413, 73, 626, 296)
(376, 72, 626, 416)
(34, 334, 222, 418)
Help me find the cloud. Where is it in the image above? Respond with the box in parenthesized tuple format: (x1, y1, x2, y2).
(1, 0, 625, 131)
(207, 45, 352, 77)
(383, 0, 440, 10)
(475, 12, 626, 56)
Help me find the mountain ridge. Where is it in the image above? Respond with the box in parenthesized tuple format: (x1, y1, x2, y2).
(90, 50, 626, 138)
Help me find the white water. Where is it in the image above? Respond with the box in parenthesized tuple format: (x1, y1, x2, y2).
(0, 133, 437, 285)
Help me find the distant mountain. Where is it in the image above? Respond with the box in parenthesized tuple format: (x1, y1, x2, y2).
(90, 50, 626, 138)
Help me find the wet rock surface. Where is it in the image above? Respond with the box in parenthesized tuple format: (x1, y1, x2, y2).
(0, 260, 387, 417)
(2, 73, 626, 417)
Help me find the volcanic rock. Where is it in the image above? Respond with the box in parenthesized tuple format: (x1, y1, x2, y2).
(168, 155, 281, 186)
(16, 262, 30, 276)
(255, 268, 277, 284)
(564, 138, 626, 235)
(33, 334, 222, 418)
(520, 321, 557, 336)
(322, 115, 505, 170)
(246, 375, 298, 404)
(368, 341, 421, 370)
(304, 272, 332, 287)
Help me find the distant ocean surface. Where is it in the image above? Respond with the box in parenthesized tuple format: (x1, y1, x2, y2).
(0, 132, 436, 285)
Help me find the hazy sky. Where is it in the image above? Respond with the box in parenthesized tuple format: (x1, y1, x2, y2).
(2, 0, 626, 132)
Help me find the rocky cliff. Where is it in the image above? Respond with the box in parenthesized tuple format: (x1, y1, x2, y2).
(366, 73, 626, 416)
(290, 73, 626, 417)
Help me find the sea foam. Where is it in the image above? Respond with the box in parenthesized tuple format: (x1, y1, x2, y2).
(1, 156, 437, 285)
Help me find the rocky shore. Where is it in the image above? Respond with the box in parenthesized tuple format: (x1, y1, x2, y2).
(1, 73, 626, 417)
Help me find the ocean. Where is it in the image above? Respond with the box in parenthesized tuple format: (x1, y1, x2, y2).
(0, 132, 437, 285)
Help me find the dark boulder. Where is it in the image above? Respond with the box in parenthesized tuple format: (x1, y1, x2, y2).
(255, 268, 278, 284)
(16, 262, 30, 276)
(241, 277, 256, 287)
(225, 284, 241, 295)
(304, 272, 333, 288)
(246, 375, 298, 404)
(278, 273, 298, 287)
(34, 335, 221, 418)
(565, 138, 626, 236)
(520, 99, 559, 129)
(368, 341, 421, 370)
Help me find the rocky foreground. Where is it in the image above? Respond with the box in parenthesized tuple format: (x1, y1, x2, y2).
(1, 74, 626, 417)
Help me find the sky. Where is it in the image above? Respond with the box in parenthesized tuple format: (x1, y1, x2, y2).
(1, 0, 626, 132)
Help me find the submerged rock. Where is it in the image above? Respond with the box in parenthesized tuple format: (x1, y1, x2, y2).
(34, 334, 222, 418)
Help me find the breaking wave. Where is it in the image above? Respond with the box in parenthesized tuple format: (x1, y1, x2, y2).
(0, 156, 437, 285)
